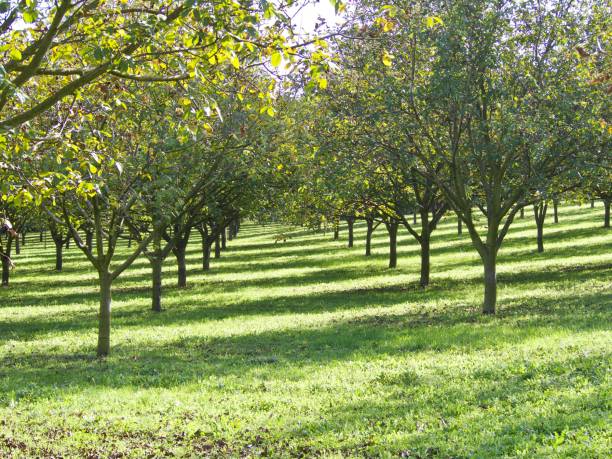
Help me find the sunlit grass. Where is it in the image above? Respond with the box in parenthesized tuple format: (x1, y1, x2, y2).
(1, 204, 611, 458)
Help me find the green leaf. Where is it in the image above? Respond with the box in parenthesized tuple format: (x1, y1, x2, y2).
(270, 51, 282, 68)
(9, 48, 22, 60)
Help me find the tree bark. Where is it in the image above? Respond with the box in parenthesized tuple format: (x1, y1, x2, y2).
(605, 199, 610, 228)
(150, 256, 163, 312)
(553, 199, 559, 224)
(54, 240, 63, 271)
(420, 234, 430, 288)
(413, 210, 417, 225)
(65, 237, 70, 249)
(333, 227, 339, 240)
(457, 217, 462, 236)
(215, 234, 221, 259)
(482, 251, 497, 314)
(1, 237, 12, 287)
(176, 247, 187, 288)
(520, 207, 524, 219)
(1, 255, 9, 286)
(86, 230, 93, 250)
(97, 272, 112, 357)
(347, 217, 354, 248)
(221, 229, 227, 250)
(39, 230, 44, 243)
(533, 202, 547, 253)
(590, 199, 595, 208)
(227, 225, 233, 241)
(536, 221, 544, 252)
(365, 218, 373, 256)
(202, 239, 211, 270)
(14, 234, 20, 255)
(21, 232, 25, 246)
(387, 222, 398, 268)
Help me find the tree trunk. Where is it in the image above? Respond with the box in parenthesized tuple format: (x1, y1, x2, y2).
(215, 234, 221, 259)
(127, 236, 132, 248)
(553, 199, 559, 224)
(21, 232, 26, 246)
(1, 238, 12, 286)
(65, 237, 70, 249)
(590, 199, 595, 208)
(457, 217, 462, 236)
(412, 210, 417, 225)
(520, 207, 524, 219)
(86, 230, 93, 250)
(1, 255, 9, 287)
(333, 227, 339, 240)
(150, 256, 163, 312)
(533, 202, 547, 253)
(55, 240, 63, 271)
(202, 239, 211, 271)
(536, 221, 544, 253)
(605, 199, 610, 228)
(221, 229, 227, 250)
(97, 272, 112, 357)
(14, 234, 20, 255)
(420, 235, 430, 288)
(347, 218, 354, 248)
(387, 222, 398, 269)
(39, 230, 44, 243)
(365, 218, 373, 256)
(176, 247, 187, 288)
(227, 226, 233, 241)
(482, 251, 497, 314)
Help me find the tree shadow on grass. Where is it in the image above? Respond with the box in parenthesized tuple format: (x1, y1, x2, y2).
(1, 258, 610, 345)
(0, 284, 609, 405)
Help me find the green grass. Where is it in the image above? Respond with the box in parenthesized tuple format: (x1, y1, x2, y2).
(1, 205, 611, 458)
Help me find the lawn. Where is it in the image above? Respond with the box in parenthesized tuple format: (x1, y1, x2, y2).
(1, 205, 610, 458)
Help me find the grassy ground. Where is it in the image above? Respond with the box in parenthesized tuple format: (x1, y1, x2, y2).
(0, 205, 610, 458)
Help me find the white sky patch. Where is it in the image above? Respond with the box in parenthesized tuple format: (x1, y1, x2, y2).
(291, 0, 346, 37)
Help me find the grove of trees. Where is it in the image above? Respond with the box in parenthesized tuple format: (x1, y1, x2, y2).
(1, 0, 609, 356)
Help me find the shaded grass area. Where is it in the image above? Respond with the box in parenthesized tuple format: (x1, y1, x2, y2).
(0, 205, 611, 458)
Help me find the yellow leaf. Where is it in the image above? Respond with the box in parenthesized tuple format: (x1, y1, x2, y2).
(318, 78, 328, 89)
(382, 50, 394, 67)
